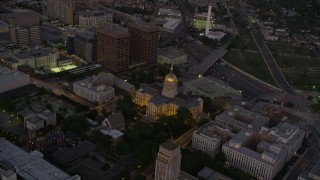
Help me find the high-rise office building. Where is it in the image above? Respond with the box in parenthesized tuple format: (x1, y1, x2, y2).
(155, 141, 181, 180)
(45, 0, 74, 25)
(97, 26, 129, 73)
(10, 25, 41, 47)
(128, 22, 159, 65)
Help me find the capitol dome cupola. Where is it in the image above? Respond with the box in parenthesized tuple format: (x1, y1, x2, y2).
(162, 65, 178, 98)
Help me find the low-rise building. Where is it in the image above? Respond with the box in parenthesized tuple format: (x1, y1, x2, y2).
(0, 137, 80, 180)
(73, 74, 115, 104)
(10, 48, 58, 70)
(157, 46, 187, 65)
(18, 107, 56, 132)
(206, 31, 226, 41)
(100, 128, 123, 145)
(0, 67, 30, 94)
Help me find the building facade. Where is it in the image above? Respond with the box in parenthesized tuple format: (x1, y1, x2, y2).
(155, 141, 181, 180)
(192, 121, 231, 157)
(216, 106, 305, 180)
(128, 23, 159, 65)
(45, 0, 74, 25)
(10, 25, 41, 47)
(157, 46, 187, 65)
(10, 48, 58, 70)
(97, 26, 129, 73)
(223, 130, 287, 180)
(74, 30, 97, 63)
(73, 75, 115, 104)
(79, 10, 113, 29)
(134, 67, 203, 119)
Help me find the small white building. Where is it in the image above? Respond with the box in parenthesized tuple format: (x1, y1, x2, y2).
(0, 67, 30, 94)
(206, 31, 226, 41)
(157, 46, 187, 65)
(100, 128, 123, 145)
(73, 75, 115, 104)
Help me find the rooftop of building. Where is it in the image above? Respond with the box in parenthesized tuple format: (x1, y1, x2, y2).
(128, 22, 159, 33)
(97, 25, 129, 39)
(13, 48, 56, 59)
(216, 105, 270, 132)
(158, 46, 186, 58)
(100, 128, 123, 139)
(0, 70, 29, 84)
(75, 30, 96, 42)
(267, 122, 305, 147)
(79, 10, 112, 17)
(161, 141, 179, 151)
(51, 140, 96, 164)
(0, 138, 75, 179)
(194, 120, 230, 141)
(223, 129, 287, 166)
(198, 166, 233, 180)
(74, 75, 115, 94)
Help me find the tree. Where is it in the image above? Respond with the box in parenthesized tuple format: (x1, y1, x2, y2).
(177, 107, 192, 122)
(0, 99, 16, 112)
(62, 115, 90, 137)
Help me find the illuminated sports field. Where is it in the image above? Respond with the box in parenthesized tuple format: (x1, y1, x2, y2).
(193, 19, 211, 29)
(51, 65, 78, 73)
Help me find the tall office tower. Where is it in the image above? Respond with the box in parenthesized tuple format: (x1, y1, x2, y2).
(128, 22, 159, 65)
(97, 26, 129, 73)
(45, 0, 74, 25)
(10, 25, 41, 47)
(155, 141, 181, 180)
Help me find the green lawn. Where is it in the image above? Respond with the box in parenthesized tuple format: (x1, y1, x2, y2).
(193, 19, 208, 29)
(267, 42, 314, 56)
(228, 30, 259, 51)
(283, 71, 320, 91)
(276, 55, 320, 68)
(224, 50, 276, 85)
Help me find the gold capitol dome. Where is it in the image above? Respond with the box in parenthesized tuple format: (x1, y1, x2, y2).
(164, 65, 177, 83)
